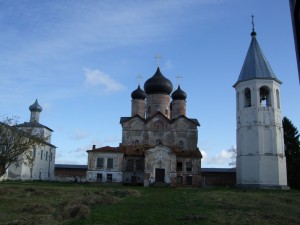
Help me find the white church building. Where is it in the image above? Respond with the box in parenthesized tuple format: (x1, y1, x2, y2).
(0, 100, 56, 181)
(233, 25, 289, 189)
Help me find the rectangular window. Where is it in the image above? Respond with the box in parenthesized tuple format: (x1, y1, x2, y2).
(41, 150, 43, 160)
(186, 162, 192, 172)
(46, 151, 48, 161)
(186, 176, 193, 185)
(135, 160, 143, 171)
(177, 176, 183, 184)
(107, 158, 113, 169)
(33, 148, 36, 159)
(127, 159, 134, 171)
(96, 158, 104, 168)
(177, 162, 183, 171)
(96, 173, 102, 182)
(107, 173, 112, 182)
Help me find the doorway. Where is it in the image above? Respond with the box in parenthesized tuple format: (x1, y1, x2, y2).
(155, 168, 165, 182)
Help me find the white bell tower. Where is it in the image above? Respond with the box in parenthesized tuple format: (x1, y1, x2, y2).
(233, 20, 289, 189)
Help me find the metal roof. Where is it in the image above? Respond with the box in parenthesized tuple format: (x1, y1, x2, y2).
(201, 168, 236, 173)
(55, 164, 88, 169)
(16, 122, 54, 132)
(29, 99, 43, 112)
(233, 33, 281, 87)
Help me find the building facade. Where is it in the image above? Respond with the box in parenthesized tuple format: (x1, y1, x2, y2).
(87, 67, 202, 186)
(233, 28, 288, 189)
(1, 100, 56, 181)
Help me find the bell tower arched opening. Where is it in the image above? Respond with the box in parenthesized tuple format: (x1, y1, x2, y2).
(259, 86, 271, 107)
(244, 88, 251, 107)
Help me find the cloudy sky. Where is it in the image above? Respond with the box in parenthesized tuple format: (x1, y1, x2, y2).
(0, 0, 299, 168)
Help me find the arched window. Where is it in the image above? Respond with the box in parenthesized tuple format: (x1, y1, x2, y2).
(244, 88, 251, 107)
(237, 92, 240, 110)
(260, 86, 271, 107)
(276, 89, 280, 109)
(179, 141, 183, 149)
(156, 139, 162, 145)
(134, 140, 139, 146)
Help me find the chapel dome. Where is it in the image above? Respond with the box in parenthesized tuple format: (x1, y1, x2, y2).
(131, 85, 147, 100)
(144, 67, 173, 95)
(171, 85, 187, 100)
(29, 99, 43, 112)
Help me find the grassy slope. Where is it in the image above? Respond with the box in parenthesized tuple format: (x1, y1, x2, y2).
(0, 182, 300, 225)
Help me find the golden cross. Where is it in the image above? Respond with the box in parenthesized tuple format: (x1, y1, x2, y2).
(175, 75, 183, 86)
(155, 54, 162, 66)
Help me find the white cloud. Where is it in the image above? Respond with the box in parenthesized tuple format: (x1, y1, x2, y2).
(84, 68, 125, 93)
(201, 149, 232, 167)
(71, 129, 89, 140)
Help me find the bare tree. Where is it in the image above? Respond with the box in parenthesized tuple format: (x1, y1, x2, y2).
(0, 117, 47, 177)
(228, 146, 237, 167)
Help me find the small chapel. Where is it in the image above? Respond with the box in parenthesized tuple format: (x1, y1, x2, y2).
(1, 100, 56, 181)
(86, 67, 202, 186)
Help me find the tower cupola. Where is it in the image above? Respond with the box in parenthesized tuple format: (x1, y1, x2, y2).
(171, 85, 187, 119)
(144, 67, 173, 95)
(171, 85, 187, 100)
(144, 67, 173, 118)
(131, 85, 146, 118)
(131, 85, 147, 100)
(29, 99, 42, 123)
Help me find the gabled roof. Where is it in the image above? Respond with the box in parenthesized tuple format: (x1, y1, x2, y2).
(86, 144, 202, 158)
(120, 114, 145, 124)
(16, 122, 53, 132)
(120, 112, 200, 126)
(0, 122, 56, 148)
(172, 115, 200, 126)
(233, 32, 281, 87)
(86, 146, 124, 153)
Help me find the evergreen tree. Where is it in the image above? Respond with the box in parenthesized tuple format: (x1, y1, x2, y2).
(283, 117, 300, 189)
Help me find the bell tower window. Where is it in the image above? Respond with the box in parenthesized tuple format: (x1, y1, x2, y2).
(260, 86, 271, 107)
(276, 89, 280, 109)
(244, 88, 251, 107)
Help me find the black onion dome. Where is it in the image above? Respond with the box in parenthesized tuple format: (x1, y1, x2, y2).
(131, 85, 147, 100)
(144, 67, 173, 95)
(171, 85, 187, 100)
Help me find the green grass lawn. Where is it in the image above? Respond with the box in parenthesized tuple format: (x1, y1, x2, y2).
(0, 182, 300, 225)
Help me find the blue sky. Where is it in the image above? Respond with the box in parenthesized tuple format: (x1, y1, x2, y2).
(0, 0, 299, 168)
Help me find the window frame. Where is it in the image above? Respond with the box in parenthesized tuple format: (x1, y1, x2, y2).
(96, 157, 104, 168)
(107, 158, 114, 169)
(186, 161, 192, 172)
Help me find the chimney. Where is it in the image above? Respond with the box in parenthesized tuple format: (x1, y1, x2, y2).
(92, 145, 96, 150)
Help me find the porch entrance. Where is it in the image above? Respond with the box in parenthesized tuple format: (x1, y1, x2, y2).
(155, 168, 165, 182)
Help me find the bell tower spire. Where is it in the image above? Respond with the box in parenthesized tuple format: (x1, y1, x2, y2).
(233, 18, 288, 189)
